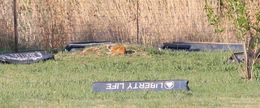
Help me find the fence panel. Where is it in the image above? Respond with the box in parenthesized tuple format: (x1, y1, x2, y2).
(0, 0, 243, 52)
(0, 0, 14, 53)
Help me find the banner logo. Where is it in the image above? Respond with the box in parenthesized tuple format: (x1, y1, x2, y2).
(164, 81, 175, 89)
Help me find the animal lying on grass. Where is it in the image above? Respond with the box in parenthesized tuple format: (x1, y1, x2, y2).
(107, 44, 126, 56)
(79, 44, 138, 56)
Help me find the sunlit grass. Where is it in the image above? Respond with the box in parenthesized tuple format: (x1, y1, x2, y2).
(0, 47, 260, 107)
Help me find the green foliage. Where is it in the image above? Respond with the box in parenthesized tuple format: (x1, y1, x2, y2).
(206, 0, 260, 41)
(205, 0, 253, 40)
(255, 12, 260, 32)
(0, 50, 260, 107)
(204, 1, 224, 33)
(205, 0, 260, 79)
(257, 12, 260, 22)
(227, 0, 249, 39)
(205, 4, 219, 25)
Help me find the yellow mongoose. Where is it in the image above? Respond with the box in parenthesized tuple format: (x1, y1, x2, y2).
(107, 44, 126, 55)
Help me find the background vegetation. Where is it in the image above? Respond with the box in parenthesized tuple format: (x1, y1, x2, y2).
(0, 0, 243, 51)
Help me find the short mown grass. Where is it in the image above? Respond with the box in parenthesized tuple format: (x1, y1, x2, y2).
(0, 47, 260, 108)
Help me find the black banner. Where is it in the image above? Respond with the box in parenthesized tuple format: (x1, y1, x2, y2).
(65, 41, 112, 52)
(0, 51, 54, 64)
(93, 80, 189, 92)
(161, 42, 243, 52)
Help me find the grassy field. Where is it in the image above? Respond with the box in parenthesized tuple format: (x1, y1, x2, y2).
(0, 46, 260, 108)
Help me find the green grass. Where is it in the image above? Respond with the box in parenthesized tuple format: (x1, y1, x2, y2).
(0, 48, 260, 108)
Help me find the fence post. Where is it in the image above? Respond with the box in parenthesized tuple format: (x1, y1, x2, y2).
(136, 0, 140, 44)
(13, 0, 18, 52)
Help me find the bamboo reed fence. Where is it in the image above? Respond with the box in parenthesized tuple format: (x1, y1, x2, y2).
(0, 0, 245, 51)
